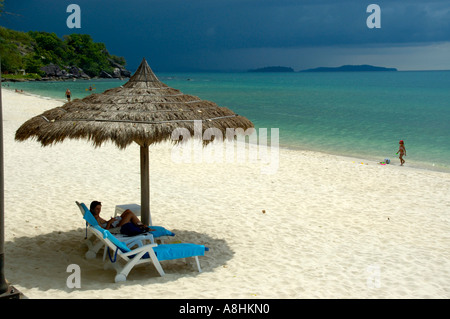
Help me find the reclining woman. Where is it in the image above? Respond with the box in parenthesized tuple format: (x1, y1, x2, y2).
(89, 201, 154, 233)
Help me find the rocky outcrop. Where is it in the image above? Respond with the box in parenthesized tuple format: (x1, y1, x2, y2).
(99, 67, 131, 79)
(40, 63, 90, 80)
(108, 58, 132, 78)
(69, 66, 90, 79)
(120, 68, 131, 78)
(40, 64, 64, 77)
(99, 70, 113, 78)
(39, 63, 131, 80)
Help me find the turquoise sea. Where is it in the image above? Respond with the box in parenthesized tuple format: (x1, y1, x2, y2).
(4, 71, 450, 172)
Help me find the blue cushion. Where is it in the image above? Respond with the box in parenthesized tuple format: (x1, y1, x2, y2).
(152, 243, 206, 261)
(149, 226, 175, 238)
(81, 203, 99, 226)
(92, 225, 131, 253)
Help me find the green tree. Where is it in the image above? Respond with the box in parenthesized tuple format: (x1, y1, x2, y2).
(28, 31, 66, 65)
(23, 53, 45, 75)
(63, 33, 117, 76)
(0, 25, 127, 77)
(0, 26, 35, 73)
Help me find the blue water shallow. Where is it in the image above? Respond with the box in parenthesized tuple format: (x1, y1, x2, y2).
(5, 71, 450, 172)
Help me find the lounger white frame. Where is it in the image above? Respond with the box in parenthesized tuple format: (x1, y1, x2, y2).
(89, 226, 165, 282)
(76, 201, 205, 282)
(89, 226, 203, 282)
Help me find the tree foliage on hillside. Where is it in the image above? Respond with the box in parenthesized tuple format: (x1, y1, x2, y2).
(0, 26, 126, 77)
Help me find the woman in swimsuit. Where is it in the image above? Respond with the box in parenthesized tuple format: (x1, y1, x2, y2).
(396, 140, 406, 166)
(89, 200, 149, 230)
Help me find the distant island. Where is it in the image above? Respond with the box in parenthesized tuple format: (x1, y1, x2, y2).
(0, 26, 130, 81)
(248, 66, 295, 73)
(247, 64, 397, 73)
(299, 65, 398, 72)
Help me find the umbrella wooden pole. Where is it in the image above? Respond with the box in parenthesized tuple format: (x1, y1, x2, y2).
(0, 59, 19, 298)
(140, 144, 152, 226)
(0, 59, 8, 295)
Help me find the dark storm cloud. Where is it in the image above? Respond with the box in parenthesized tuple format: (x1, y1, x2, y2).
(101, 0, 449, 49)
(1, 0, 449, 70)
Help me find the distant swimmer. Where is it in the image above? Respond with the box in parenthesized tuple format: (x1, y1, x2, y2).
(65, 88, 71, 101)
(396, 140, 406, 166)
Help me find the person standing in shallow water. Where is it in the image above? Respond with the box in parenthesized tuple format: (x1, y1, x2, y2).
(396, 140, 406, 166)
(65, 88, 71, 101)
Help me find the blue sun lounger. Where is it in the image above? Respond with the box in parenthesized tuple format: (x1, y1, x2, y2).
(76, 201, 174, 259)
(88, 220, 208, 282)
(77, 201, 208, 282)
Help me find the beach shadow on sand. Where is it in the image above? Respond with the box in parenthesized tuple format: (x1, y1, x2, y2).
(4, 228, 232, 293)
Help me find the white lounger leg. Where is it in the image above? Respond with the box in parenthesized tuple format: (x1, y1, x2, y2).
(148, 250, 165, 277)
(194, 256, 202, 272)
(118, 251, 148, 281)
(86, 239, 105, 259)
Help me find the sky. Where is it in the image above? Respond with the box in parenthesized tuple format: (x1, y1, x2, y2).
(1, 0, 450, 72)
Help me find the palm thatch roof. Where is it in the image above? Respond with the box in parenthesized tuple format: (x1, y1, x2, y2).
(15, 58, 254, 148)
(14, 58, 254, 226)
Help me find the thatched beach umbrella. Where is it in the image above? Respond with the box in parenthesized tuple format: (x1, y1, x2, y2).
(15, 58, 254, 225)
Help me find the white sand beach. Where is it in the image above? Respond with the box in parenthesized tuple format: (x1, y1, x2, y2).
(2, 89, 450, 299)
